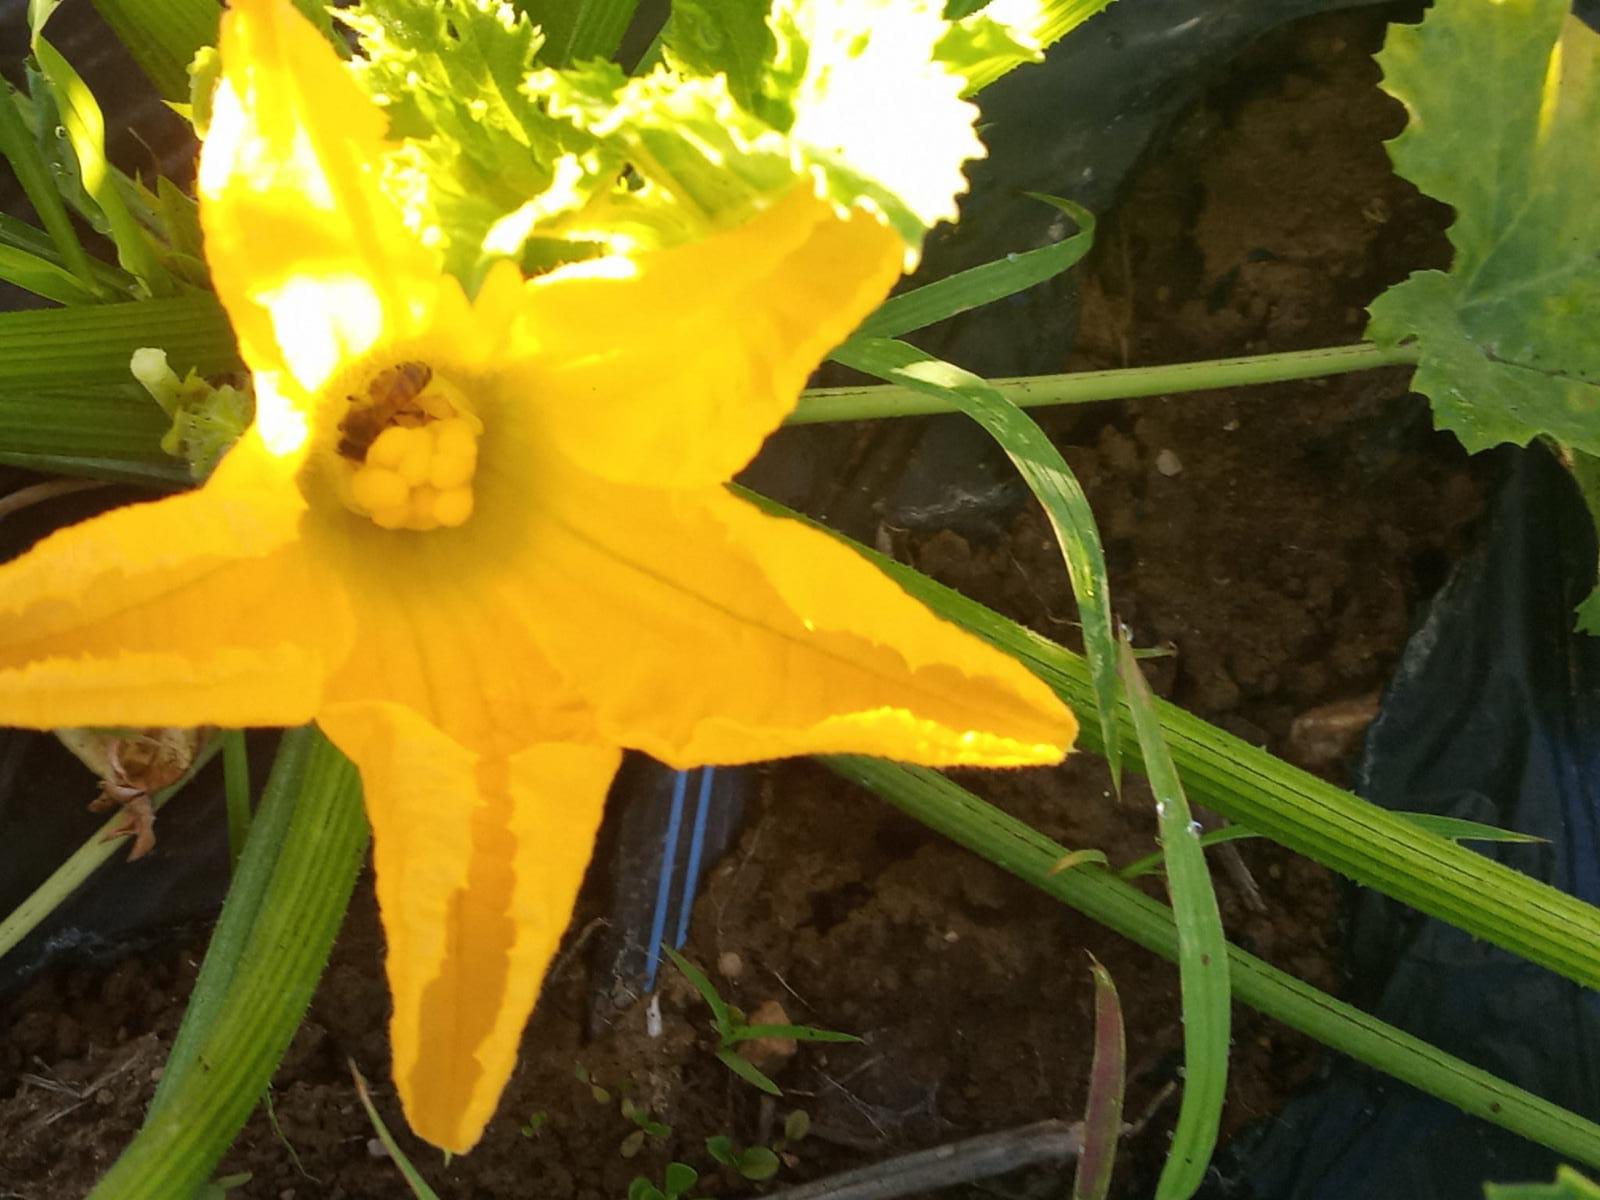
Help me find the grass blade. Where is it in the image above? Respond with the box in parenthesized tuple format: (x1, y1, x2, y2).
(662, 944, 733, 1035)
(0, 81, 99, 292)
(352, 1062, 444, 1200)
(1118, 812, 1546, 881)
(0, 241, 101, 303)
(826, 755, 1600, 1171)
(91, 726, 367, 1200)
(0, 294, 239, 389)
(34, 39, 175, 296)
(1119, 637, 1228, 1200)
(831, 336, 1122, 787)
(855, 196, 1093, 340)
(1072, 956, 1125, 1200)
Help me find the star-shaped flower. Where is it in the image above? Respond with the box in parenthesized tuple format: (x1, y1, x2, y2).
(0, 0, 1075, 1150)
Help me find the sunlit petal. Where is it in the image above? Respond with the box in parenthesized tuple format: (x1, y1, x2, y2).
(513, 458, 1076, 766)
(507, 187, 905, 489)
(0, 434, 350, 728)
(199, 0, 447, 392)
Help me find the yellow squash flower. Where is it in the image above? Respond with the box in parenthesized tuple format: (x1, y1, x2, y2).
(0, 0, 1075, 1151)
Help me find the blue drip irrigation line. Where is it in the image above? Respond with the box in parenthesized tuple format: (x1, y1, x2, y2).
(643, 768, 689, 991)
(674, 767, 717, 950)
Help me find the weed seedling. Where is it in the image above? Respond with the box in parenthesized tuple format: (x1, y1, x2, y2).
(706, 1134, 781, 1182)
(663, 946, 861, 1094)
(518, 1111, 548, 1139)
(627, 1162, 701, 1200)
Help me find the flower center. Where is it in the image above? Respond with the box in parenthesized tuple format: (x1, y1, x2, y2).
(333, 361, 480, 531)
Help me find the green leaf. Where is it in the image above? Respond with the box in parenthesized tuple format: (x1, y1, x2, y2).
(351, 1064, 445, 1200)
(0, 294, 238, 391)
(733, 1023, 862, 1044)
(1119, 638, 1229, 1200)
(1366, 0, 1600, 456)
(737, 1146, 781, 1181)
(856, 194, 1093, 338)
(764, 0, 984, 247)
(662, 945, 736, 1036)
(28, 0, 66, 45)
(716, 1046, 783, 1095)
(33, 39, 175, 296)
(1566, 447, 1600, 635)
(938, 0, 1120, 95)
(663, 1162, 699, 1195)
(1118, 811, 1547, 881)
(1488, 1168, 1600, 1200)
(664, 0, 773, 110)
(705, 1135, 738, 1166)
(520, 0, 643, 66)
(88, 0, 220, 103)
(1072, 956, 1125, 1200)
(0, 83, 100, 293)
(831, 336, 1123, 788)
(0, 241, 101, 304)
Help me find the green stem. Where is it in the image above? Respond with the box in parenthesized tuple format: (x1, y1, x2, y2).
(92, 725, 367, 1200)
(0, 738, 220, 965)
(830, 757, 1600, 1170)
(220, 729, 251, 872)
(789, 342, 1419, 424)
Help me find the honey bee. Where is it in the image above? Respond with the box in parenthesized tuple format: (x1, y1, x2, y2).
(336, 361, 433, 460)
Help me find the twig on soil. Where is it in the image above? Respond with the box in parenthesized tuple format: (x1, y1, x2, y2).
(743, 1119, 1083, 1200)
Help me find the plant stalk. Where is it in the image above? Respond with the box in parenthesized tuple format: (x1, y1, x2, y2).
(789, 342, 1419, 424)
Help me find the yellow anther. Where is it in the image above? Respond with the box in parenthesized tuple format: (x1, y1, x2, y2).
(370, 504, 410, 530)
(434, 486, 474, 527)
(365, 425, 411, 470)
(408, 485, 442, 531)
(395, 431, 434, 487)
(351, 465, 408, 513)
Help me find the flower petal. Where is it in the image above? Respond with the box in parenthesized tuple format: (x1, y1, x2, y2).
(302, 502, 595, 757)
(516, 460, 1077, 766)
(510, 187, 905, 489)
(199, 0, 444, 393)
(0, 434, 350, 728)
(318, 701, 619, 1152)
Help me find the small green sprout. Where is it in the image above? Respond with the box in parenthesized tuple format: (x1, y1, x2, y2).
(662, 946, 861, 1096)
(196, 1173, 252, 1200)
(574, 1062, 612, 1103)
(621, 1095, 673, 1138)
(706, 1135, 781, 1182)
(518, 1111, 548, 1138)
(627, 1161, 700, 1200)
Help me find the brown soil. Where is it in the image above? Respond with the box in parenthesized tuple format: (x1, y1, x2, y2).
(0, 8, 1486, 1199)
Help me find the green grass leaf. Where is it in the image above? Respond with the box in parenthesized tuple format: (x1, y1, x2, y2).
(33, 39, 175, 296)
(1118, 812, 1547, 881)
(662, 944, 735, 1036)
(0, 83, 100, 293)
(856, 195, 1093, 339)
(1118, 638, 1228, 1200)
(715, 1046, 783, 1095)
(831, 335, 1123, 787)
(1488, 1167, 1600, 1200)
(1366, 0, 1600, 456)
(0, 242, 101, 304)
(351, 1062, 445, 1200)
